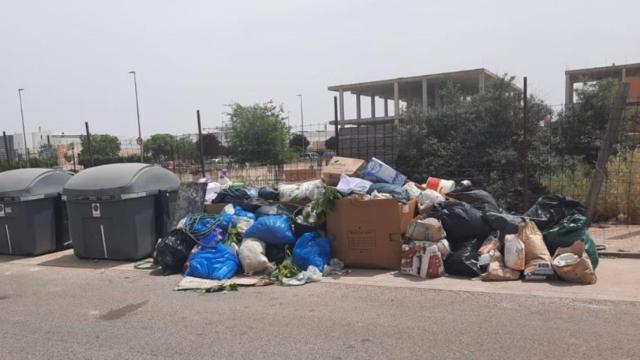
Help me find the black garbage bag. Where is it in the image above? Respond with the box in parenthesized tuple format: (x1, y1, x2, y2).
(444, 238, 482, 277)
(213, 188, 252, 204)
(258, 187, 280, 201)
(154, 229, 196, 275)
(265, 244, 287, 265)
(524, 195, 585, 231)
(430, 201, 492, 246)
(483, 212, 523, 235)
(236, 198, 270, 213)
(447, 188, 501, 213)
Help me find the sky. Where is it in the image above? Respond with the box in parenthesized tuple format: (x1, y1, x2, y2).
(1, 0, 639, 138)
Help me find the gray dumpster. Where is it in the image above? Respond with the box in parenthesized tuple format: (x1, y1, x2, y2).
(0, 168, 73, 255)
(63, 163, 180, 261)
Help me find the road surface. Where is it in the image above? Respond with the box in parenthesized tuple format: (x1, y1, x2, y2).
(1, 261, 639, 360)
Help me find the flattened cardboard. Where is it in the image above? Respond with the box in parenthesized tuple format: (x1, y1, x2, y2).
(327, 198, 416, 270)
(204, 203, 229, 214)
(321, 156, 365, 186)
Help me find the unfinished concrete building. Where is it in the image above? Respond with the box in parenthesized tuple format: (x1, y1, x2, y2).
(565, 63, 640, 105)
(327, 68, 501, 164)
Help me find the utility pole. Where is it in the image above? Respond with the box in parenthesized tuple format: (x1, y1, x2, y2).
(18, 88, 29, 167)
(129, 71, 144, 162)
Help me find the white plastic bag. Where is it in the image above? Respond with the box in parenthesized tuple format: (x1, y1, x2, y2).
(278, 180, 325, 202)
(336, 174, 372, 195)
(282, 266, 323, 286)
(238, 238, 272, 275)
(403, 182, 422, 200)
(417, 189, 445, 214)
(504, 234, 526, 271)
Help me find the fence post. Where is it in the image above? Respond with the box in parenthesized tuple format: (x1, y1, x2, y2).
(85, 121, 94, 167)
(585, 82, 630, 222)
(522, 76, 529, 211)
(334, 96, 340, 156)
(197, 110, 205, 178)
(3, 131, 12, 168)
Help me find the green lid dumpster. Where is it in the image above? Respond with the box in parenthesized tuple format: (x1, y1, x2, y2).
(0, 168, 73, 255)
(62, 163, 180, 261)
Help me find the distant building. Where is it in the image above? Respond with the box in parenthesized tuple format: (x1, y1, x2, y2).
(327, 68, 507, 164)
(0, 134, 15, 161)
(565, 62, 640, 104)
(328, 68, 503, 125)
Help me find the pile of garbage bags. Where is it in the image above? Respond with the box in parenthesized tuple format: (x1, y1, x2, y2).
(402, 186, 598, 284)
(154, 204, 336, 284)
(159, 156, 599, 290)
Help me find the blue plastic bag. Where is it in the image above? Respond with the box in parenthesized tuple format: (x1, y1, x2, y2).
(243, 215, 296, 246)
(293, 232, 331, 272)
(200, 227, 225, 248)
(185, 244, 239, 280)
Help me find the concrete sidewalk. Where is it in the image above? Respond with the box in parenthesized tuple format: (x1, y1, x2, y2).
(1, 249, 638, 303)
(590, 224, 640, 255)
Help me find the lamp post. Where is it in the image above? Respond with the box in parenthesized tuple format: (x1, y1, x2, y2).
(128, 71, 144, 162)
(297, 94, 305, 152)
(17, 88, 29, 167)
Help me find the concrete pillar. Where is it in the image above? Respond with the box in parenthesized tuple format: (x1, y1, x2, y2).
(421, 79, 428, 111)
(393, 82, 400, 123)
(370, 95, 376, 118)
(564, 74, 573, 105)
(356, 94, 361, 119)
(384, 98, 389, 117)
(622, 68, 627, 82)
(338, 89, 345, 123)
(478, 72, 485, 93)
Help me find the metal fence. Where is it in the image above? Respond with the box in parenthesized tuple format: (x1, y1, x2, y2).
(2, 97, 640, 236)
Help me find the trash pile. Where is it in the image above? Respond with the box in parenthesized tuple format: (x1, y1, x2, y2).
(155, 156, 599, 292)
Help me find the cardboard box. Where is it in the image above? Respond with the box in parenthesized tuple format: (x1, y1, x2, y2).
(321, 156, 365, 186)
(362, 157, 407, 185)
(204, 203, 229, 214)
(327, 198, 416, 270)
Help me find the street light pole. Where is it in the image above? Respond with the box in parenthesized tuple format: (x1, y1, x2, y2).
(297, 94, 304, 152)
(129, 71, 144, 162)
(17, 88, 29, 167)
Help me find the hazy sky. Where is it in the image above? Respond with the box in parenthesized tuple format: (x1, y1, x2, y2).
(2, 0, 639, 137)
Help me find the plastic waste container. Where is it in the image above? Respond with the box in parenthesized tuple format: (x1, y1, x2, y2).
(62, 163, 180, 261)
(0, 168, 73, 255)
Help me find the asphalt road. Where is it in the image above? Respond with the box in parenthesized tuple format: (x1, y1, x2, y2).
(1, 263, 639, 360)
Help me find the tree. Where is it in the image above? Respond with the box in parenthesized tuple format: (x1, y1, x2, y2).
(78, 134, 121, 166)
(144, 134, 175, 161)
(552, 80, 628, 166)
(325, 136, 338, 151)
(174, 136, 196, 163)
(395, 76, 553, 211)
(289, 133, 310, 151)
(195, 133, 222, 158)
(228, 101, 290, 164)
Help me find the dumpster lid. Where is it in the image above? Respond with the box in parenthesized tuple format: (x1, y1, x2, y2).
(62, 163, 180, 199)
(0, 168, 73, 201)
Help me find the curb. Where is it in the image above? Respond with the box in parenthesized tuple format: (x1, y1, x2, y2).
(599, 251, 640, 259)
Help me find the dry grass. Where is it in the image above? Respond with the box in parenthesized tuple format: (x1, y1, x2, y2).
(542, 149, 640, 224)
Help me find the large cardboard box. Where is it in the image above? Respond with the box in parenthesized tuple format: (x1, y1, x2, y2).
(327, 198, 416, 270)
(321, 156, 365, 186)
